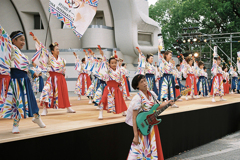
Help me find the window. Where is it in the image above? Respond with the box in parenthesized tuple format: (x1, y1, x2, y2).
(90, 11, 106, 26)
(138, 32, 152, 46)
(34, 14, 44, 29)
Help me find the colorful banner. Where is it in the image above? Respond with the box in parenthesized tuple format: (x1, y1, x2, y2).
(49, 0, 99, 38)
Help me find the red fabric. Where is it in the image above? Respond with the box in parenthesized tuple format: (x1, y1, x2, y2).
(223, 79, 229, 94)
(210, 74, 223, 95)
(43, 72, 70, 108)
(77, 73, 91, 96)
(123, 75, 130, 97)
(0, 75, 11, 97)
(154, 125, 164, 160)
(175, 78, 180, 97)
(99, 80, 127, 114)
(185, 74, 197, 95)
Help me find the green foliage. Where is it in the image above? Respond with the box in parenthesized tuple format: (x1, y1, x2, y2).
(149, 0, 240, 63)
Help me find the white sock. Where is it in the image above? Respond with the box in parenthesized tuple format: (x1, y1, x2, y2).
(67, 107, 75, 113)
(98, 110, 103, 120)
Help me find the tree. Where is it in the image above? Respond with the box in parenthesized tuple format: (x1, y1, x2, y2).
(149, 0, 240, 63)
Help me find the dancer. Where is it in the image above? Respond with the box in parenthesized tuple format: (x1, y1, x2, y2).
(74, 50, 92, 102)
(204, 67, 210, 97)
(154, 62, 161, 93)
(126, 68, 131, 94)
(30, 62, 44, 98)
(229, 64, 238, 94)
(210, 56, 226, 102)
(136, 47, 158, 95)
(125, 74, 174, 160)
(86, 49, 104, 105)
(31, 34, 75, 115)
(222, 66, 229, 94)
(121, 62, 131, 100)
(1, 30, 45, 133)
(0, 25, 11, 105)
(158, 49, 178, 108)
(175, 64, 183, 101)
(181, 55, 198, 100)
(196, 61, 208, 97)
(98, 49, 128, 119)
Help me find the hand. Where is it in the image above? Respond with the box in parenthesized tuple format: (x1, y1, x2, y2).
(136, 47, 141, 53)
(167, 100, 174, 106)
(33, 73, 38, 78)
(181, 54, 184, 59)
(97, 45, 101, 50)
(99, 50, 104, 56)
(32, 35, 37, 41)
(114, 50, 117, 54)
(73, 52, 77, 57)
(133, 136, 139, 145)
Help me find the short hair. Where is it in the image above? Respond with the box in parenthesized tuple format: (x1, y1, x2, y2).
(132, 74, 146, 90)
(82, 58, 85, 63)
(203, 66, 206, 70)
(176, 64, 180, 67)
(198, 61, 204, 67)
(222, 66, 228, 71)
(122, 63, 126, 67)
(108, 57, 117, 64)
(146, 54, 153, 62)
(214, 57, 221, 61)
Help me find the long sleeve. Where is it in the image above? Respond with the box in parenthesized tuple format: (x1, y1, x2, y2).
(211, 59, 217, 76)
(32, 42, 50, 72)
(181, 59, 188, 78)
(135, 52, 145, 75)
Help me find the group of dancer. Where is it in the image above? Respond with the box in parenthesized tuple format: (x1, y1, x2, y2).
(1, 26, 240, 159)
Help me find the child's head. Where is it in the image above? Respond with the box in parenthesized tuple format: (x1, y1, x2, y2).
(10, 31, 25, 50)
(198, 61, 204, 69)
(49, 42, 59, 57)
(109, 57, 117, 70)
(176, 64, 180, 71)
(186, 56, 193, 66)
(164, 51, 172, 62)
(214, 57, 221, 65)
(203, 66, 207, 72)
(122, 63, 126, 68)
(222, 66, 228, 72)
(82, 58, 86, 64)
(146, 54, 153, 64)
(234, 66, 237, 71)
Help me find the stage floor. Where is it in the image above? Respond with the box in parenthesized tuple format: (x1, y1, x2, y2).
(1, 94, 240, 143)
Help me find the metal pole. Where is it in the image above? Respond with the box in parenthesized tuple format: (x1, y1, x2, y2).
(45, 13, 51, 46)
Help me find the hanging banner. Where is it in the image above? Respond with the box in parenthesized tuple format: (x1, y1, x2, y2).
(213, 45, 218, 57)
(49, 0, 99, 38)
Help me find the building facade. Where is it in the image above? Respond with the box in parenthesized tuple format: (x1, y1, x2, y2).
(0, 0, 161, 91)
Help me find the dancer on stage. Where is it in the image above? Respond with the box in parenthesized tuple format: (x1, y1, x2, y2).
(204, 67, 210, 97)
(98, 49, 128, 119)
(30, 62, 44, 98)
(121, 62, 131, 100)
(210, 56, 226, 102)
(126, 67, 131, 94)
(125, 74, 174, 160)
(175, 64, 183, 101)
(181, 55, 198, 100)
(0, 25, 11, 105)
(86, 49, 104, 105)
(136, 47, 158, 95)
(157, 49, 178, 107)
(229, 65, 238, 94)
(222, 66, 229, 94)
(74, 50, 92, 102)
(1, 30, 45, 133)
(31, 34, 75, 115)
(196, 61, 208, 97)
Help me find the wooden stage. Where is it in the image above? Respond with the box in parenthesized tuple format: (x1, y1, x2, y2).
(1, 93, 240, 144)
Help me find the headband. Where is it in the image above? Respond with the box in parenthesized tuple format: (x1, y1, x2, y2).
(12, 32, 23, 40)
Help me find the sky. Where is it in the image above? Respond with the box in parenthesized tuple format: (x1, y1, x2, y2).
(148, 0, 158, 6)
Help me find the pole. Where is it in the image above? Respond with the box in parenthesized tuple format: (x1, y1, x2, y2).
(45, 13, 51, 46)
